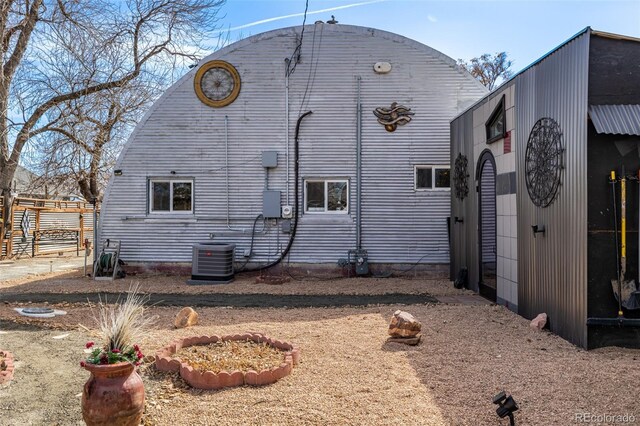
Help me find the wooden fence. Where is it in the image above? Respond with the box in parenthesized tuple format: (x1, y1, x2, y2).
(1, 196, 98, 259)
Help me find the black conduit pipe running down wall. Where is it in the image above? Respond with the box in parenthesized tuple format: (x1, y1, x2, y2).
(243, 110, 313, 272)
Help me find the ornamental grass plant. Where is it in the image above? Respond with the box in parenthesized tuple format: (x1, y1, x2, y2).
(82, 284, 155, 366)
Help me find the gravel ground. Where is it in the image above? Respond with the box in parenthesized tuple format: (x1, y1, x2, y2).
(0, 269, 638, 425)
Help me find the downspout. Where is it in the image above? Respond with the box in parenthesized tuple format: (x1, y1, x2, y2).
(356, 76, 362, 250)
(225, 115, 246, 232)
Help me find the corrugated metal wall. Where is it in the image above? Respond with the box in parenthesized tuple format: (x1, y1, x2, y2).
(450, 113, 479, 289)
(100, 24, 487, 264)
(515, 31, 590, 347)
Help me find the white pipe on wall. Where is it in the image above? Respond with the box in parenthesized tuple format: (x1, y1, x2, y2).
(225, 115, 247, 232)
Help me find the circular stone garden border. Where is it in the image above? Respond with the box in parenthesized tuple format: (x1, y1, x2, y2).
(154, 332, 300, 390)
(0, 350, 15, 386)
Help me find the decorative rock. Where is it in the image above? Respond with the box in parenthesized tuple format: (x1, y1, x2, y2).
(174, 307, 198, 329)
(389, 310, 422, 338)
(530, 313, 548, 331)
(387, 334, 422, 346)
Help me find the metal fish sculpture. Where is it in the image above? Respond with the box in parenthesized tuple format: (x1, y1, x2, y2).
(373, 102, 415, 132)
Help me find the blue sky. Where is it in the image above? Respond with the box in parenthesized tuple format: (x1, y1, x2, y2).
(217, 0, 640, 74)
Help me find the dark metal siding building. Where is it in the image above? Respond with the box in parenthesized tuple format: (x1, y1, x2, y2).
(451, 28, 640, 349)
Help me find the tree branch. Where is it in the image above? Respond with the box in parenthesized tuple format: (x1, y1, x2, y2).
(3, 0, 43, 83)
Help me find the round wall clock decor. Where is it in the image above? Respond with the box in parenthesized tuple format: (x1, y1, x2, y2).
(194, 60, 241, 107)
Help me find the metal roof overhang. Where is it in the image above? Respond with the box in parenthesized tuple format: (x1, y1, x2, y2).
(588, 104, 640, 136)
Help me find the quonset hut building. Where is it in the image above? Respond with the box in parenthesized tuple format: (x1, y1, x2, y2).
(450, 28, 640, 349)
(99, 23, 487, 274)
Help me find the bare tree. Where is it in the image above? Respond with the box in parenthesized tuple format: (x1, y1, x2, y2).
(28, 82, 160, 201)
(457, 52, 513, 91)
(1, 0, 224, 223)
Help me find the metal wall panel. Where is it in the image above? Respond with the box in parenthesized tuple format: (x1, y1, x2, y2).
(100, 24, 487, 264)
(451, 85, 515, 293)
(450, 113, 479, 288)
(38, 212, 80, 254)
(588, 104, 640, 136)
(515, 31, 590, 347)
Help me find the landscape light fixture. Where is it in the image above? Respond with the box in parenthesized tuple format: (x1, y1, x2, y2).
(114, 169, 122, 176)
(493, 391, 518, 426)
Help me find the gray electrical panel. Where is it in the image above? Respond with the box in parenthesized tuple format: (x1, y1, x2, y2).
(262, 151, 278, 168)
(263, 190, 281, 218)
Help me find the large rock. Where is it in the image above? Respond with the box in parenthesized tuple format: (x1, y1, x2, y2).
(530, 313, 547, 331)
(388, 310, 421, 338)
(175, 307, 199, 329)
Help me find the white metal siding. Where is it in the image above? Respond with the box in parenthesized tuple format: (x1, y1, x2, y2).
(100, 24, 487, 264)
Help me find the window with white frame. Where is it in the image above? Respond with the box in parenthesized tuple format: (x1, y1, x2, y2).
(149, 179, 193, 213)
(304, 179, 349, 213)
(415, 166, 450, 190)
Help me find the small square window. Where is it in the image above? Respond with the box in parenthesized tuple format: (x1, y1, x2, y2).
(485, 94, 506, 143)
(415, 166, 450, 190)
(149, 179, 193, 213)
(304, 179, 349, 213)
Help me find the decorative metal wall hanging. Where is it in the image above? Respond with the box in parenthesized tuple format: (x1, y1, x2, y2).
(453, 153, 469, 200)
(194, 60, 241, 108)
(373, 102, 414, 132)
(525, 117, 565, 208)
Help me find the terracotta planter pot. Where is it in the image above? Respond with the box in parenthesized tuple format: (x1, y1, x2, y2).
(81, 362, 144, 426)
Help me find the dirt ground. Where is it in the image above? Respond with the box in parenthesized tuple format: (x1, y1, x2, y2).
(0, 269, 639, 425)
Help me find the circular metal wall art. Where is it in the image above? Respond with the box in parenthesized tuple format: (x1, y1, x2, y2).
(194, 60, 241, 107)
(453, 153, 469, 200)
(525, 117, 565, 208)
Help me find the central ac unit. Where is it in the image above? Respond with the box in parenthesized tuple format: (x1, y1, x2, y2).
(188, 242, 235, 284)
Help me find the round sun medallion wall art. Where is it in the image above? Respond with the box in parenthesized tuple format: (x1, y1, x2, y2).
(524, 117, 564, 208)
(194, 60, 241, 107)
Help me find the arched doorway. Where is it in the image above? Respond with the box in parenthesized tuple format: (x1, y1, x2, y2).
(477, 150, 497, 301)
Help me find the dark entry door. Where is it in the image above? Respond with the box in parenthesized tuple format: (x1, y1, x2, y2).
(478, 151, 497, 301)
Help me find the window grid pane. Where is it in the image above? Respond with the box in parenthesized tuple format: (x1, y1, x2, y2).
(488, 112, 505, 139)
(306, 182, 325, 212)
(416, 168, 433, 189)
(172, 182, 192, 211)
(152, 182, 170, 211)
(435, 169, 451, 188)
(327, 181, 348, 211)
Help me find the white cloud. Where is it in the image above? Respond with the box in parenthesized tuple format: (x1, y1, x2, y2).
(216, 0, 389, 34)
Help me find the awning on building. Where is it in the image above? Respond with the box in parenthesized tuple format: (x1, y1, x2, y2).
(588, 104, 640, 136)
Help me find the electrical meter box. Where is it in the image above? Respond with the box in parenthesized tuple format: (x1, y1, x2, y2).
(262, 151, 278, 168)
(263, 190, 281, 218)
